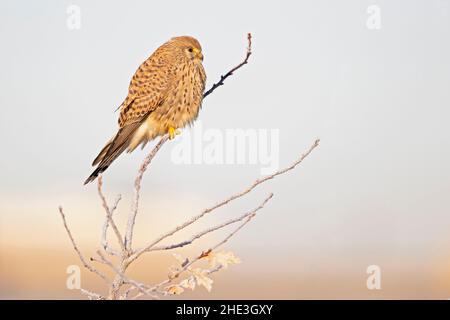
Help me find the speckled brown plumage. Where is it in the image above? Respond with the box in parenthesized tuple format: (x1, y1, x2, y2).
(84, 36, 206, 184)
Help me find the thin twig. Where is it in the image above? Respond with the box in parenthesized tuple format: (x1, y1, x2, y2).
(203, 33, 252, 98)
(80, 288, 105, 300)
(200, 138, 320, 219)
(101, 193, 122, 256)
(98, 176, 126, 254)
(58, 206, 111, 284)
(211, 212, 255, 251)
(145, 193, 273, 293)
(124, 136, 169, 251)
(144, 193, 273, 252)
(96, 250, 158, 300)
(129, 139, 319, 263)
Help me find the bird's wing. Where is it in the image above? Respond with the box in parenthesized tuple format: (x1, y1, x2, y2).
(84, 50, 174, 184)
(118, 49, 174, 127)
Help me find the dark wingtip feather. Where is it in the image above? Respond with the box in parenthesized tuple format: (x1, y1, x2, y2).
(83, 166, 107, 185)
(83, 173, 97, 185)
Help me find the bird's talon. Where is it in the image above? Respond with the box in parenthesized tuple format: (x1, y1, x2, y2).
(168, 127, 180, 140)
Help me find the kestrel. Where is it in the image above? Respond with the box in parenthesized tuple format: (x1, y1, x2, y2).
(84, 36, 206, 184)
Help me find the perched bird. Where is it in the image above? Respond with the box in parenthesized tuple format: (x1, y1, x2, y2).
(84, 36, 206, 184)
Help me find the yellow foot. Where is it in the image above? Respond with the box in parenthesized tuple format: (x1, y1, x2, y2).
(168, 127, 181, 140)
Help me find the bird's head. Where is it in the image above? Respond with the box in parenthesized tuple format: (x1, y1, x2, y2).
(171, 36, 204, 62)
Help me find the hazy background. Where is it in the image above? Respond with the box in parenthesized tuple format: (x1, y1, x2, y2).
(1, 0, 450, 299)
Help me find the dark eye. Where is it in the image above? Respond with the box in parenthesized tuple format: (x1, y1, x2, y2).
(188, 48, 193, 52)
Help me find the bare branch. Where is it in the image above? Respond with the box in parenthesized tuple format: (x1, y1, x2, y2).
(80, 288, 105, 300)
(146, 193, 273, 293)
(211, 210, 255, 251)
(58, 206, 111, 284)
(144, 193, 273, 252)
(97, 176, 126, 254)
(129, 138, 320, 262)
(200, 138, 320, 219)
(203, 33, 252, 98)
(124, 136, 169, 251)
(100, 193, 122, 256)
(95, 250, 158, 300)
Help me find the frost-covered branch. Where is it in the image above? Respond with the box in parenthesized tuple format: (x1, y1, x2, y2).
(58, 206, 111, 285)
(57, 33, 320, 299)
